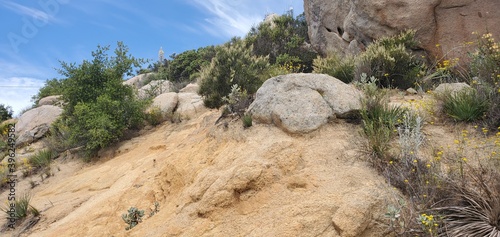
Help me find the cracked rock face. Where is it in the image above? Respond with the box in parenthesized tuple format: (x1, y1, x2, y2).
(248, 73, 362, 134)
(15, 105, 63, 146)
(304, 0, 500, 59)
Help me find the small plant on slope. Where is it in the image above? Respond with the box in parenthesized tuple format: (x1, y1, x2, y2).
(122, 207, 144, 230)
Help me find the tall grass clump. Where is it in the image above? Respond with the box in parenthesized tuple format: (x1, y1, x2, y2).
(359, 74, 408, 163)
(1, 193, 39, 221)
(358, 30, 425, 89)
(313, 53, 355, 83)
(29, 149, 57, 170)
(440, 88, 489, 122)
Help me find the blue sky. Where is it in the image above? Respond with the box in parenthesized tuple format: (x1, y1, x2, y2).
(0, 0, 304, 116)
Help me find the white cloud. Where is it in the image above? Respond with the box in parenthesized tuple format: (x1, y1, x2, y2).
(1, 0, 65, 25)
(0, 77, 45, 117)
(188, 0, 303, 38)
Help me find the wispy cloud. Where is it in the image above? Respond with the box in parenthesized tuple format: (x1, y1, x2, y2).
(189, 0, 266, 37)
(187, 0, 300, 38)
(1, 1, 64, 24)
(0, 77, 45, 116)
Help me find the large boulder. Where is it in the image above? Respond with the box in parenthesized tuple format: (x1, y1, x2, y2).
(179, 83, 200, 94)
(138, 80, 173, 99)
(150, 92, 178, 114)
(434, 82, 472, 97)
(248, 73, 362, 134)
(38, 95, 63, 107)
(123, 73, 153, 89)
(176, 93, 206, 119)
(304, 0, 500, 59)
(15, 105, 63, 146)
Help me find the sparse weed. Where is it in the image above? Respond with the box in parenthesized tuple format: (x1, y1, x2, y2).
(122, 207, 144, 230)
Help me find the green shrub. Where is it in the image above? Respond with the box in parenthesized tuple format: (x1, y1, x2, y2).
(29, 149, 57, 170)
(469, 32, 500, 128)
(242, 114, 253, 128)
(166, 46, 216, 83)
(313, 53, 355, 83)
(441, 88, 488, 122)
(31, 78, 65, 106)
(199, 39, 269, 108)
(53, 42, 147, 156)
(145, 106, 165, 126)
(358, 30, 424, 89)
(359, 74, 408, 161)
(0, 104, 13, 122)
(1, 193, 39, 221)
(122, 207, 144, 230)
(246, 13, 317, 72)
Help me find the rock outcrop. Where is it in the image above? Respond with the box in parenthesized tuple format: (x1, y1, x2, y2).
(148, 83, 206, 120)
(248, 73, 362, 134)
(15, 105, 63, 146)
(151, 92, 178, 114)
(38, 95, 63, 107)
(138, 80, 173, 99)
(304, 0, 500, 59)
(123, 73, 153, 88)
(434, 82, 471, 96)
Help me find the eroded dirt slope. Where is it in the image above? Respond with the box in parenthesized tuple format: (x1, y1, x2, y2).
(3, 111, 395, 237)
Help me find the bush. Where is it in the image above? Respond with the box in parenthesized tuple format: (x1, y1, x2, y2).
(166, 46, 216, 83)
(440, 88, 489, 122)
(145, 106, 165, 126)
(359, 74, 408, 161)
(53, 42, 147, 156)
(122, 207, 144, 230)
(313, 53, 355, 83)
(31, 78, 65, 106)
(0, 104, 13, 122)
(199, 39, 269, 108)
(1, 193, 39, 221)
(29, 149, 57, 170)
(246, 13, 317, 72)
(358, 30, 424, 89)
(242, 114, 253, 128)
(469, 32, 500, 128)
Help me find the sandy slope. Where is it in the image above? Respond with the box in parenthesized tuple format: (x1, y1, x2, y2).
(2, 110, 396, 237)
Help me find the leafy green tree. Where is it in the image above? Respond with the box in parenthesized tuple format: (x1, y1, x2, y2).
(167, 46, 216, 83)
(199, 39, 269, 108)
(55, 42, 147, 155)
(246, 13, 317, 72)
(0, 104, 13, 122)
(31, 78, 65, 105)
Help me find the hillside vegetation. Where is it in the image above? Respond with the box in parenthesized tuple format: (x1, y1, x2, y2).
(0, 11, 499, 237)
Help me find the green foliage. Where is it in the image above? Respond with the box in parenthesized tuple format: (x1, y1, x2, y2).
(31, 78, 65, 105)
(468, 33, 500, 128)
(441, 88, 489, 122)
(0, 104, 13, 122)
(359, 30, 424, 89)
(122, 207, 144, 230)
(199, 39, 269, 108)
(29, 149, 57, 170)
(246, 13, 317, 72)
(53, 42, 147, 155)
(145, 106, 165, 126)
(242, 114, 253, 128)
(313, 53, 355, 83)
(167, 46, 216, 83)
(1, 193, 39, 221)
(359, 74, 408, 160)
